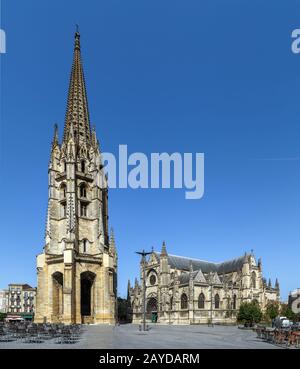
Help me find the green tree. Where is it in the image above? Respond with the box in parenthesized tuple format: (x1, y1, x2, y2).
(237, 301, 262, 327)
(281, 303, 296, 322)
(0, 313, 6, 322)
(265, 301, 280, 321)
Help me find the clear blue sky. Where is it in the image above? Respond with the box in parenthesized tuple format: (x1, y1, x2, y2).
(0, 0, 299, 300)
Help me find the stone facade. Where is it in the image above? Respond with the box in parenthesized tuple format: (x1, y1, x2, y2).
(35, 31, 117, 325)
(130, 243, 279, 325)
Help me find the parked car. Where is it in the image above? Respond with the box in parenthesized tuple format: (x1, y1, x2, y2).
(281, 319, 292, 328)
(291, 322, 300, 330)
(274, 316, 293, 329)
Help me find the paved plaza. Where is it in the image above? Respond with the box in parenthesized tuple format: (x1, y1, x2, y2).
(0, 324, 280, 349)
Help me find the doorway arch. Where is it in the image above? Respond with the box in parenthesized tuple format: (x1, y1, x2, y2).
(80, 271, 96, 317)
(52, 272, 63, 318)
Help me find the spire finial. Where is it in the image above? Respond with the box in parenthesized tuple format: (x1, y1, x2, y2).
(161, 241, 167, 256)
(189, 260, 193, 272)
(74, 26, 81, 50)
(52, 123, 59, 148)
(109, 228, 116, 255)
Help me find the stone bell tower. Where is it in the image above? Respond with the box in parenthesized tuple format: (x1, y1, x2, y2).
(35, 30, 117, 324)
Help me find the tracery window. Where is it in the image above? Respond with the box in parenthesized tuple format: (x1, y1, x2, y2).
(149, 275, 156, 286)
(198, 293, 205, 309)
(215, 294, 220, 309)
(181, 293, 188, 309)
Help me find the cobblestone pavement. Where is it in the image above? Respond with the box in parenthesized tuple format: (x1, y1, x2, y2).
(0, 324, 280, 349)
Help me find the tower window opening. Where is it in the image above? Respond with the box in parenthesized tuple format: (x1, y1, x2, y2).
(83, 239, 87, 253)
(80, 183, 87, 198)
(60, 184, 67, 199)
(81, 160, 85, 173)
(80, 203, 87, 217)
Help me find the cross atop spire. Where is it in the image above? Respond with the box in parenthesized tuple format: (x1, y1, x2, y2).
(63, 30, 92, 147)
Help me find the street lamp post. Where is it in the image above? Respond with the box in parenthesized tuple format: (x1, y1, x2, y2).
(136, 249, 152, 331)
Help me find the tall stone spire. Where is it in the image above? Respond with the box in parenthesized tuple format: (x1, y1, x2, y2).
(63, 29, 91, 146)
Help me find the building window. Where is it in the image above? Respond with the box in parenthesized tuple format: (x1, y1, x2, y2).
(83, 239, 87, 253)
(81, 160, 85, 173)
(233, 294, 237, 310)
(149, 275, 156, 286)
(170, 296, 173, 310)
(64, 161, 67, 172)
(215, 294, 220, 309)
(198, 293, 205, 309)
(80, 183, 87, 198)
(251, 271, 256, 289)
(80, 203, 87, 217)
(60, 184, 67, 199)
(181, 293, 188, 309)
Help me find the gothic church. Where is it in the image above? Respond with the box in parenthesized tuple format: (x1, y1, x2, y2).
(129, 243, 279, 324)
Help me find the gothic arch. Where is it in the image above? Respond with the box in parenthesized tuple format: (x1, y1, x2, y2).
(80, 271, 96, 317)
(60, 183, 67, 199)
(215, 293, 220, 309)
(181, 293, 188, 309)
(52, 272, 63, 317)
(79, 182, 88, 198)
(146, 297, 158, 313)
(198, 293, 205, 309)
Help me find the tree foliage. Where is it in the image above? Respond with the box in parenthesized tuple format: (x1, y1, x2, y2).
(280, 303, 296, 321)
(265, 301, 280, 320)
(237, 301, 262, 326)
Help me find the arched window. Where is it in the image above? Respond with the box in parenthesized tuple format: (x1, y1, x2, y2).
(181, 293, 188, 309)
(233, 294, 237, 310)
(198, 293, 205, 309)
(80, 183, 87, 198)
(149, 274, 156, 286)
(83, 239, 87, 253)
(170, 296, 173, 310)
(81, 160, 85, 173)
(64, 161, 67, 172)
(215, 294, 220, 309)
(251, 271, 256, 289)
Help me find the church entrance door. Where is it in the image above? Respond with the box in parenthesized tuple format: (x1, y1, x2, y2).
(80, 271, 96, 322)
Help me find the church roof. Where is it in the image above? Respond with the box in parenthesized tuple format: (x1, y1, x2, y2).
(155, 252, 246, 274)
